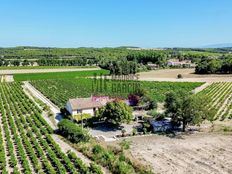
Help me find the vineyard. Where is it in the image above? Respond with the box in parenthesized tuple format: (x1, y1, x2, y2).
(197, 82, 232, 121)
(0, 82, 100, 173)
(31, 78, 202, 107)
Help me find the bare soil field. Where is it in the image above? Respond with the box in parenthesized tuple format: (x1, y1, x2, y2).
(138, 69, 232, 82)
(106, 120, 232, 174)
(124, 133, 232, 174)
(120, 132, 232, 174)
(0, 67, 100, 75)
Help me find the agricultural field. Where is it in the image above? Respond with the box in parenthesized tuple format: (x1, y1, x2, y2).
(197, 82, 232, 121)
(0, 82, 100, 173)
(119, 132, 232, 174)
(31, 78, 202, 107)
(14, 69, 109, 81)
(138, 68, 232, 82)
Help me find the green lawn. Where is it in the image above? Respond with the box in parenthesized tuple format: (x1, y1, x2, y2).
(14, 69, 109, 81)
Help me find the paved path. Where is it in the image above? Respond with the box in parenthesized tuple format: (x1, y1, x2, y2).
(0, 68, 100, 75)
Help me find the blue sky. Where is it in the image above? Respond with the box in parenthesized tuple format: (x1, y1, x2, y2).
(0, 0, 232, 48)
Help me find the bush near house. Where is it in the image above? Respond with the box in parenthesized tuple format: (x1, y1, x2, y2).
(58, 119, 90, 143)
(73, 113, 92, 122)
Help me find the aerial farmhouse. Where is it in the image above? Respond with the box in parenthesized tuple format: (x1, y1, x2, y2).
(65, 96, 112, 116)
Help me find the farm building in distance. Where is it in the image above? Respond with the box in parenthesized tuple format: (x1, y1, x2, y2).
(65, 96, 112, 116)
(147, 62, 159, 70)
(167, 59, 195, 68)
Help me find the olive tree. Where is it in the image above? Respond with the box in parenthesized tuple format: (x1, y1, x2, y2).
(165, 91, 210, 132)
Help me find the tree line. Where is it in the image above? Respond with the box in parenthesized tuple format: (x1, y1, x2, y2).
(37, 58, 97, 66)
(195, 55, 232, 74)
(0, 58, 32, 66)
(1, 47, 232, 75)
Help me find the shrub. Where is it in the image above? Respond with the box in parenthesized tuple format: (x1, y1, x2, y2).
(147, 110, 165, 120)
(222, 126, 231, 132)
(58, 119, 90, 143)
(92, 145, 115, 168)
(119, 140, 131, 150)
(73, 113, 92, 122)
(114, 160, 135, 174)
(89, 162, 103, 174)
(147, 109, 158, 117)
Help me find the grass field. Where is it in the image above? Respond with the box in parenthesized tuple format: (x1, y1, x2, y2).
(31, 78, 202, 107)
(0, 66, 97, 70)
(14, 69, 109, 81)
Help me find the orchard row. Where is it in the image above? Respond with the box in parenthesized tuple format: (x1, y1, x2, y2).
(197, 82, 232, 121)
(0, 82, 101, 174)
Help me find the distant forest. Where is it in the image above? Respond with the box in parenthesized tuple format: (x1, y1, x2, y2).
(0, 46, 232, 74)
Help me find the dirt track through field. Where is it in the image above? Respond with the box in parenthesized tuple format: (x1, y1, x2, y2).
(23, 81, 61, 124)
(128, 133, 232, 174)
(0, 68, 100, 75)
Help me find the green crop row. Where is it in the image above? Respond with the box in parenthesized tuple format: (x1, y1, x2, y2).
(197, 82, 232, 121)
(0, 82, 102, 173)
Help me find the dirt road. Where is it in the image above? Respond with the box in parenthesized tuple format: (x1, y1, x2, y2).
(23, 81, 62, 124)
(0, 67, 100, 75)
(122, 132, 232, 174)
(0, 75, 14, 82)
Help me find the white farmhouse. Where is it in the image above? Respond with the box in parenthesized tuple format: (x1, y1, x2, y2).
(167, 59, 195, 68)
(65, 96, 112, 116)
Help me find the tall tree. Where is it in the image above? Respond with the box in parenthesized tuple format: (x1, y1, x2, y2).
(22, 59, 30, 66)
(97, 101, 133, 126)
(165, 91, 209, 132)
